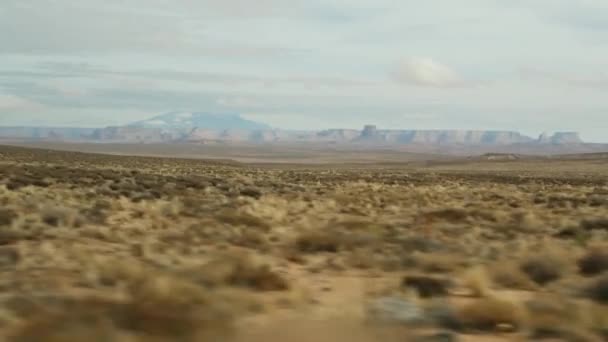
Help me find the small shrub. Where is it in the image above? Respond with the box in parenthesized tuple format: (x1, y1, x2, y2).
(0, 246, 21, 267)
(399, 236, 445, 253)
(230, 229, 268, 250)
(424, 208, 469, 222)
(194, 254, 289, 292)
(215, 211, 269, 229)
(490, 262, 536, 290)
(0, 208, 17, 227)
(0, 228, 29, 246)
(121, 276, 235, 339)
(282, 249, 306, 265)
(240, 187, 262, 199)
(456, 298, 526, 332)
(40, 206, 82, 228)
(80, 205, 108, 225)
(578, 248, 608, 276)
(581, 218, 608, 231)
(347, 248, 378, 269)
(461, 267, 491, 297)
(8, 276, 236, 341)
(524, 297, 607, 341)
(295, 231, 341, 253)
(520, 255, 564, 286)
(586, 274, 608, 304)
(8, 309, 120, 342)
(228, 263, 289, 291)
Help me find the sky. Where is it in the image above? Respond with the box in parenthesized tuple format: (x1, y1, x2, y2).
(0, 0, 607, 142)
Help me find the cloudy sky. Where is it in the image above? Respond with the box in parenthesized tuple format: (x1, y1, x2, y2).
(1, 0, 607, 141)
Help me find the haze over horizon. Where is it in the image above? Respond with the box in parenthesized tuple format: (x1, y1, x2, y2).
(1, 1, 607, 142)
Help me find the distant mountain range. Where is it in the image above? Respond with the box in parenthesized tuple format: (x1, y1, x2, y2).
(0, 112, 606, 155)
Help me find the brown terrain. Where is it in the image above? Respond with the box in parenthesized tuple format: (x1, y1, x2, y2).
(0, 144, 607, 341)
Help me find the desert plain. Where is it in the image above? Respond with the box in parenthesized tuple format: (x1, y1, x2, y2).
(0, 143, 606, 341)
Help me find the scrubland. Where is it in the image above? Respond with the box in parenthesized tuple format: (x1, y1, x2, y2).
(0, 145, 607, 341)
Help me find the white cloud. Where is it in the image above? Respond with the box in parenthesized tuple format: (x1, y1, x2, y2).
(392, 58, 465, 88)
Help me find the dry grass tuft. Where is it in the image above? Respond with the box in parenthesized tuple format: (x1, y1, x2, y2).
(424, 208, 469, 222)
(294, 224, 380, 255)
(215, 210, 270, 229)
(524, 298, 608, 341)
(295, 230, 341, 253)
(489, 261, 537, 290)
(40, 206, 83, 228)
(230, 229, 268, 250)
(193, 253, 289, 292)
(461, 266, 492, 297)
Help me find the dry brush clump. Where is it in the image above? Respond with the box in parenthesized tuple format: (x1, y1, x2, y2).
(453, 297, 527, 332)
(578, 246, 608, 276)
(215, 210, 271, 230)
(489, 261, 537, 290)
(295, 230, 342, 253)
(6, 277, 237, 342)
(293, 222, 382, 255)
(519, 252, 568, 286)
(185, 252, 289, 292)
(0, 207, 18, 227)
(524, 296, 607, 341)
(586, 274, 608, 304)
(460, 266, 493, 297)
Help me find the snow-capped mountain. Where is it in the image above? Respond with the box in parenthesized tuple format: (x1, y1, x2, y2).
(128, 112, 271, 130)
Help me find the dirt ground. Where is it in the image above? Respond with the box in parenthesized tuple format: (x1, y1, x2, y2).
(0, 145, 607, 341)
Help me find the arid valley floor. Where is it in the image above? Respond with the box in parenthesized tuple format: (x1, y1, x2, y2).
(0, 144, 607, 341)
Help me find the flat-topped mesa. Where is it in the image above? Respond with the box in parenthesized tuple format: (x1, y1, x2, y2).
(550, 132, 583, 144)
(316, 129, 361, 142)
(481, 131, 533, 145)
(537, 132, 583, 144)
(355, 128, 534, 145)
(91, 126, 178, 142)
(356, 125, 386, 143)
(361, 125, 379, 138)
